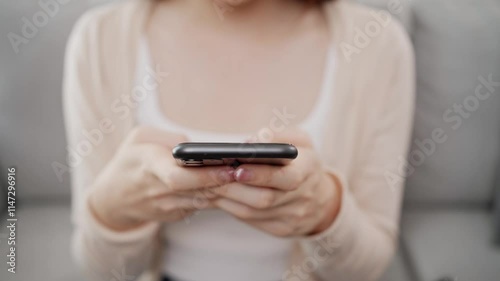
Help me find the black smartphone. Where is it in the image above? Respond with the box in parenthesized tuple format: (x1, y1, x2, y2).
(172, 142, 298, 166)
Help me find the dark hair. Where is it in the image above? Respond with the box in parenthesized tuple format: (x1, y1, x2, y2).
(307, 0, 335, 2)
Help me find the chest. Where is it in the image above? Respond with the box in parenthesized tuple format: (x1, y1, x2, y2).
(146, 34, 331, 134)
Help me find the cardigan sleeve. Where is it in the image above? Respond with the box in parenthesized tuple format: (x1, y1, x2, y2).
(63, 9, 160, 281)
(297, 20, 415, 281)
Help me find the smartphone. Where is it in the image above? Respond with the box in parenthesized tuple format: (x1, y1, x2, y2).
(172, 142, 298, 166)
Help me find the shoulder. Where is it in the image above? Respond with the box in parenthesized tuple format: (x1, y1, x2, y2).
(71, 0, 145, 36)
(64, 0, 152, 100)
(322, 1, 415, 128)
(63, 1, 148, 129)
(323, 0, 413, 64)
(66, 0, 149, 57)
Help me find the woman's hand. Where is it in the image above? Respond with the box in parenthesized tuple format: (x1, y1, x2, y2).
(213, 130, 342, 237)
(88, 127, 235, 232)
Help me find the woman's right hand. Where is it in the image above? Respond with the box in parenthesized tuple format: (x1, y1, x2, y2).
(87, 127, 235, 232)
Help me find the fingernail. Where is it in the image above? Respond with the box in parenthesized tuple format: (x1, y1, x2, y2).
(217, 168, 234, 183)
(235, 168, 252, 182)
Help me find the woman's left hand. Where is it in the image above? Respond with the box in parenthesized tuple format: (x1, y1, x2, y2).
(213, 130, 342, 237)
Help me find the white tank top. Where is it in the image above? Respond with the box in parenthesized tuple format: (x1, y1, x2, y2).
(135, 38, 336, 281)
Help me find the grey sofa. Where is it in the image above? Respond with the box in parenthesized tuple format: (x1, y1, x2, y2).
(1, 1, 499, 281)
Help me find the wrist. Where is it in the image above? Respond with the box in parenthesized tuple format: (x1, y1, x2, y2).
(88, 188, 146, 232)
(309, 172, 342, 235)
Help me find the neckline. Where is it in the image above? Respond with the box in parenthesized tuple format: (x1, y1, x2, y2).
(137, 37, 336, 139)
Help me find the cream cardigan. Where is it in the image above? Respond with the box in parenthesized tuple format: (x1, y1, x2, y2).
(63, 0, 415, 280)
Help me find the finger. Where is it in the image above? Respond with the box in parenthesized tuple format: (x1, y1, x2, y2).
(144, 148, 235, 191)
(145, 183, 219, 202)
(233, 152, 318, 190)
(152, 195, 215, 220)
(251, 127, 312, 148)
(213, 182, 291, 209)
(166, 165, 235, 191)
(232, 201, 314, 237)
(127, 126, 188, 148)
(245, 219, 295, 237)
(214, 198, 275, 220)
(214, 197, 308, 226)
(175, 188, 221, 202)
(131, 179, 207, 206)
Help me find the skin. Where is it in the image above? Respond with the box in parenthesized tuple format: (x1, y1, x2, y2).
(89, 0, 342, 236)
(146, 0, 330, 133)
(89, 127, 235, 231)
(213, 129, 342, 236)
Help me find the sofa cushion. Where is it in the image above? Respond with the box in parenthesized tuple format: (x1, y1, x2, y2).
(0, 1, 119, 200)
(379, 247, 414, 281)
(0, 205, 84, 281)
(0, 1, 83, 200)
(401, 208, 500, 281)
(404, 0, 500, 204)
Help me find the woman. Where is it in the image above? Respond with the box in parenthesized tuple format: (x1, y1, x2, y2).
(63, 0, 414, 280)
